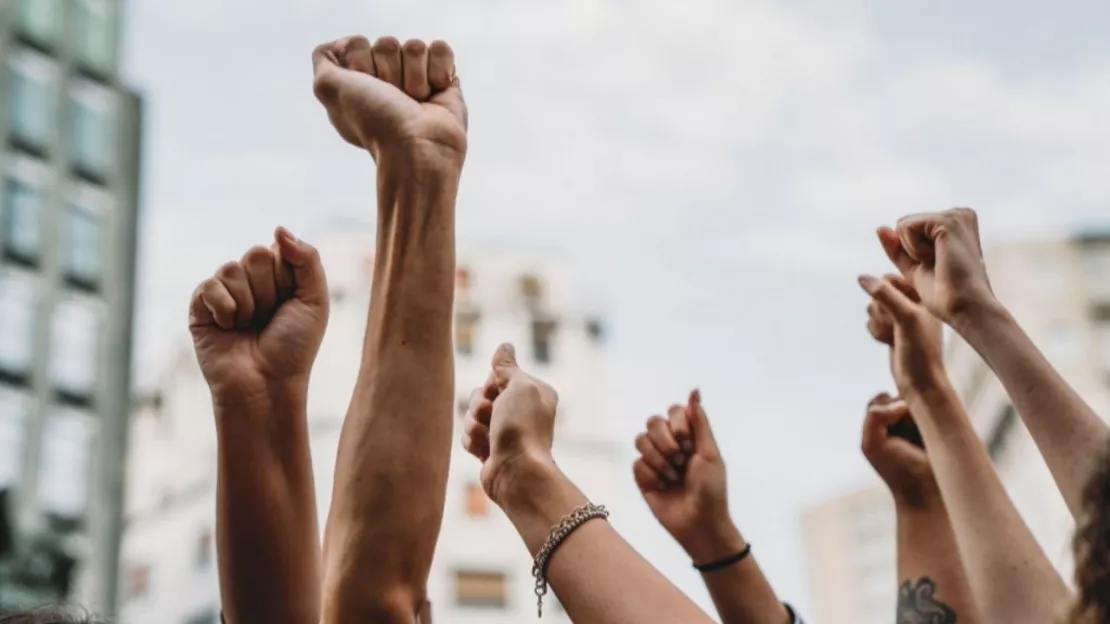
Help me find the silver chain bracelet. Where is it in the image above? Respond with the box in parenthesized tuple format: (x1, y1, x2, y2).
(531, 502, 610, 618)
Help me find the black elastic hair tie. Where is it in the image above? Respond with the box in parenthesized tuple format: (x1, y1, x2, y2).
(693, 542, 752, 572)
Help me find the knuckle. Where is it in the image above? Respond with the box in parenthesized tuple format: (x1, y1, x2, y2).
(373, 36, 401, 53)
(402, 38, 427, 54)
(312, 43, 333, 64)
(312, 74, 337, 102)
(216, 261, 244, 281)
(241, 245, 272, 268)
(347, 35, 372, 50)
(646, 414, 665, 428)
(518, 379, 543, 400)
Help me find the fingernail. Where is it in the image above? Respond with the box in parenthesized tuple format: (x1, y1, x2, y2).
(681, 440, 694, 454)
(278, 226, 299, 246)
(665, 468, 680, 482)
(858, 274, 879, 291)
(673, 453, 686, 467)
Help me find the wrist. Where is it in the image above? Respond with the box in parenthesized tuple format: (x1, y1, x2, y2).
(898, 371, 956, 407)
(374, 140, 464, 181)
(892, 481, 942, 511)
(680, 515, 746, 565)
(948, 292, 1008, 339)
(212, 379, 309, 423)
(488, 450, 561, 511)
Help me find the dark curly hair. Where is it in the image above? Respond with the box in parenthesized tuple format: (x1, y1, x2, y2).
(1069, 441, 1110, 624)
(0, 606, 105, 624)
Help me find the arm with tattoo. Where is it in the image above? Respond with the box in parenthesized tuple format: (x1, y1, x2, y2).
(863, 306, 980, 624)
(860, 272, 1067, 623)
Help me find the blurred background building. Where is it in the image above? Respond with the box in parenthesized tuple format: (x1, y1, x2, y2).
(0, 0, 143, 614)
(802, 232, 1110, 623)
(802, 485, 895, 624)
(119, 227, 615, 623)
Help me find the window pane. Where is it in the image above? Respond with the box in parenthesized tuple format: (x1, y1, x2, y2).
(16, 0, 62, 43)
(0, 270, 39, 376)
(455, 311, 478, 356)
(0, 389, 30, 486)
(3, 177, 44, 261)
(62, 201, 101, 283)
(69, 93, 114, 175)
(38, 408, 96, 517)
(49, 298, 101, 397)
(455, 570, 507, 608)
(464, 481, 488, 518)
(74, 0, 117, 73)
(531, 319, 556, 364)
(8, 63, 55, 148)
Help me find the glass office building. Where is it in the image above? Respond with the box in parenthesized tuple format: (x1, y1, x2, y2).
(0, 0, 142, 615)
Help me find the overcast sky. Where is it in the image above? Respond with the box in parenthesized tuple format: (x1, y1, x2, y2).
(121, 0, 1110, 617)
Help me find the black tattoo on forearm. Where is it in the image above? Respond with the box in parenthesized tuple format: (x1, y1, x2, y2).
(897, 577, 957, 624)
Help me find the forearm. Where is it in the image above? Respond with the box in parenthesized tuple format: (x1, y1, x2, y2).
(895, 497, 980, 624)
(956, 300, 1108, 516)
(322, 152, 459, 616)
(503, 461, 715, 624)
(681, 521, 788, 624)
(214, 385, 320, 624)
(907, 383, 1067, 622)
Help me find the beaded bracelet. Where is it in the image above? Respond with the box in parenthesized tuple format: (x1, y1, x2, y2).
(531, 502, 610, 618)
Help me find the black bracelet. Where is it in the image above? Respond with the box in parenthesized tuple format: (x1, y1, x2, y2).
(693, 543, 752, 572)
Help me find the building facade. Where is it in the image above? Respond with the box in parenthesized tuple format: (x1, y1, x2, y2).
(0, 0, 143, 614)
(802, 485, 896, 624)
(120, 231, 616, 623)
(802, 232, 1110, 623)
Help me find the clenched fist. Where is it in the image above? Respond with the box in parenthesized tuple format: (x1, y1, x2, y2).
(461, 344, 559, 505)
(859, 274, 945, 399)
(189, 227, 329, 400)
(633, 391, 736, 564)
(312, 35, 467, 163)
(878, 208, 995, 327)
(861, 394, 936, 508)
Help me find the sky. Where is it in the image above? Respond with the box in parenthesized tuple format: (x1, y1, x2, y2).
(121, 0, 1110, 618)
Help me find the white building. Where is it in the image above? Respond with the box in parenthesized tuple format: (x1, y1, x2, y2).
(803, 232, 1110, 624)
(802, 485, 896, 624)
(118, 226, 617, 623)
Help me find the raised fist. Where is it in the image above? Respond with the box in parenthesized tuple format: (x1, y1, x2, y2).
(632, 391, 733, 561)
(878, 208, 995, 326)
(188, 228, 329, 399)
(312, 36, 467, 163)
(861, 393, 936, 507)
(461, 344, 558, 504)
(859, 273, 945, 398)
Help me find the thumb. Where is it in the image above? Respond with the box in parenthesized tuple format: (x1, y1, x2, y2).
(687, 389, 719, 457)
(275, 227, 328, 308)
(861, 399, 909, 456)
(491, 343, 519, 388)
(858, 274, 916, 322)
